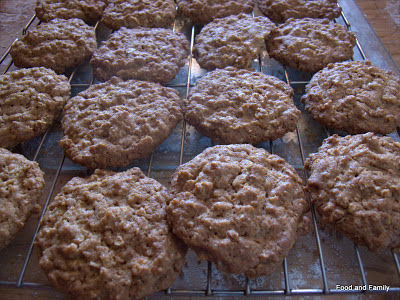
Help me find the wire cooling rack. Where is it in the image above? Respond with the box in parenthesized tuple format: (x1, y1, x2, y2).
(0, 0, 400, 298)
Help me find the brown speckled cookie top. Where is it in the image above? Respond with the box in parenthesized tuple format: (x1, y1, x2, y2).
(177, 0, 254, 24)
(35, 168, 187, 299)
(194, 13, 275, 70)
(168, 144, 309, 278)
(35, 0, 108, 23)
(301, 60, 400, 134)
(60, 77, 182, 169)
(267, 18, 356, 73)
(257, 0, 341, 23)
(90, 27, 190, 83)
(184, 67, 299, 144)
(101, 0, 177, 30)
(0, 148, 44, 250)
(305, 133, 400, 252)
(10, 18, 97, 74)
(0, 67, 70, 149)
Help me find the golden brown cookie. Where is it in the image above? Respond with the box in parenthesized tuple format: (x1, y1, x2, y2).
(267, 18, 356, 73)
(305, 133, 400, 252)
(101, 0, 177, 30)
(194, 13, 275, 70)
(0, 67, 70, 149)
(10, 18, 97, 74)
(257, 0, 341, 23)
(184, 67, 299, 144)
(90, 27, 190, 83)
(35, 168, 186, 299)
(0, 148, 44, 250)
(59, 77, 182, 169)
(301, 60, 400, 134)
(168, 144, 309, 278)
(35, 0, 108, 23)
(177, 0, 254, 24)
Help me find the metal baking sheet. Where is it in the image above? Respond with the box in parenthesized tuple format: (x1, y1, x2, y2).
(0, 0, 399, 298)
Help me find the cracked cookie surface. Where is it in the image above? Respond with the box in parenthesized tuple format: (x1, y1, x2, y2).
(305, 133, 400, 252)
(194, 14, 275, 70)
(302, 60, 400, 134)
(177, 0, 254, 24)
(1, 148, 44, 250)
(101, 0, 177, 30)
(36, 168, 186, 299)
(0, 67, 70, 149)
(90, 27, 189, 83)
(257, 0, 341, 23)
(10, 18, 97, 74)
(267, 18, 356, 73)
(168, 144, 309, 278)
(60, 77, 182, 169)
(184, 67, 299, 144)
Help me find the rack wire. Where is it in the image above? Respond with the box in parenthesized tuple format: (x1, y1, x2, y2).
(0, 1, 400, 298)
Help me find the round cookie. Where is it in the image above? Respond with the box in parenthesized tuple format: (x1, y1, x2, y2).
(35, 168, 187, 299)
(168, 144, 309, 278)
(177, 0, 254, 24)
(10, 18, 97, 74)
(101, 0, 177, 30)
(184, 67, 300, 144)
(59, 77, 182, 169)
(90, 27, 190, 83)
(0, 148, 44, 250)
(301, 60, 400, 134)
(0, 67, 71, 149)
(305, 133, 400, 252)
(267, 18, 356, 73)
(194, 14, 275, 70)
(35, 0, 108, 23)
(257, 0, 341, 23)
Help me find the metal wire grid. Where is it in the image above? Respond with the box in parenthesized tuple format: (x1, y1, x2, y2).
(0, 3, 400, 298)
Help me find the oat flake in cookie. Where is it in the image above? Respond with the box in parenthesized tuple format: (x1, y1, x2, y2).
(35, 0, 108, 23)
(10, 18, 97, 74)
(257, 0, 341, 23)
(101, 0, 177, 30)
(301, 60, 400, 134)
(194, 14, 275, 70)
(35, 168, 186, 299)
(184, 67, 299, 144)
(267, 18, 356, 73)
(60, 77, 182, 169)
(168, 144, 309, 278)
(177, 0, 254, 24)
(0, 148, 44, 250)
(0, 67, 70, 149)
(90, 27, 189, 83)
(305, 133, 400, 252)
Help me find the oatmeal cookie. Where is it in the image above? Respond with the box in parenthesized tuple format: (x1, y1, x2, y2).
(168, 144, 309, 278)
(101, 0, 177, 30)
(0, 148, 44, 250)
(10, 18, 96, 74)
(267, 18, 356, 73)
(301, 60, 400, 134)
(35, 0, 108, 23)
(90, 27, 189, 83)
(59, 77, 182, 169)
(257, 0, 341, 23)
(35, 168, 186, 299)
(0, 67, 70, 149)
(194, 14, 275, 70)
(177, 0, 254, 24)
(305, 133, 400, 252)
(184, 67, 299, 144)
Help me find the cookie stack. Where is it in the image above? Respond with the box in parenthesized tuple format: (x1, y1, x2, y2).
(1, 0, 400, 299)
